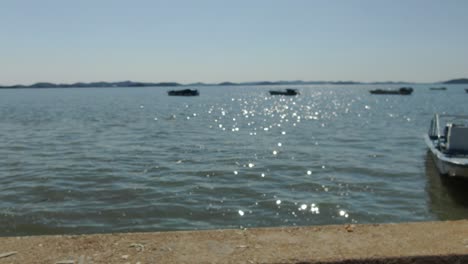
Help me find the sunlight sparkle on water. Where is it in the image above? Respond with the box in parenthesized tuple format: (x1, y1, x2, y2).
(276, 200, 281, 205)
(310, 204, 320, 214)
(238, 210, 244, 216)
(339, 210, 349, 218)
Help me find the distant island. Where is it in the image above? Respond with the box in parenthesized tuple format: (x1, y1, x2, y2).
(0, 81, 181, 89)
(0, 80, 379, 89)
(0, 78, 466, 89)
(442, 78, 468, 84)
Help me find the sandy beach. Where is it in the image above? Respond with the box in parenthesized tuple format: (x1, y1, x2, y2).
(1, 220, 468, 263)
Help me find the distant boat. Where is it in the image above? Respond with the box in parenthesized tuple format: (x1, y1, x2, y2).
(425, 114, 468, 178)
(429, 87, 447, 90)
(269, 89, 299, 96)
(167, 89, 199, 96)
(369, 87, 413, 95)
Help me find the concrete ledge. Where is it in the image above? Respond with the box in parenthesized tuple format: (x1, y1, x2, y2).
(1, 220, 467, 263)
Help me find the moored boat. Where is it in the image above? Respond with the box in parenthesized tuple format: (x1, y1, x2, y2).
(424, 114, 468, 178)
(167, 89, 199, 96)
(429, 87, 447, 90)
(269, 89, 299, 96)
(369, 87, 413, 95)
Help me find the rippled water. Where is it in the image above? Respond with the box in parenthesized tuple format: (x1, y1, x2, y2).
(1, 84, 467, 236)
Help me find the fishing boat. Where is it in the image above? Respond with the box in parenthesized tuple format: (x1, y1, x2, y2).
(369, 87, 413, 95)
(429, 87, 447, 90)
(424, 114, 468, 178)
(269, 89, 299, 96)
(167, 89, 199, 96)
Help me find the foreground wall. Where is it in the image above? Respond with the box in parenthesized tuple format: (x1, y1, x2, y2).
(1, 220, 467, 264)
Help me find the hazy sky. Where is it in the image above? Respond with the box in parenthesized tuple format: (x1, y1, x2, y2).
(1, 0, 468, 84)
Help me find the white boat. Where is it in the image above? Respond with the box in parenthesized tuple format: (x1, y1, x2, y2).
(424, 114, 468, 178)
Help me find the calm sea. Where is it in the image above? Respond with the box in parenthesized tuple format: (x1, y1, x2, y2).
(1, 84, 467, 236)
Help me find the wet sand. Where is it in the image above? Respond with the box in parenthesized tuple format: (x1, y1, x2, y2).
(1, 220, 467, 263)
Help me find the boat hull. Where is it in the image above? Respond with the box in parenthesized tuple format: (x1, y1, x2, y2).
(269, 89, 298, 96)
(167, 89, 199, 96)
(424, 135, 468, 178)
(369, 87, 413, 95)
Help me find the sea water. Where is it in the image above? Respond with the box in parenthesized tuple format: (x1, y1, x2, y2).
(0, 84, 467, 236)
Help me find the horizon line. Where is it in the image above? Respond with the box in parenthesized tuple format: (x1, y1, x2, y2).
(1, 78, 464, 87)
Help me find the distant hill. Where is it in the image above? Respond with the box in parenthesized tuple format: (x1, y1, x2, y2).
(186, 82, 208, 86)
(1, 80, 378, 88)
(218, 82, 239, 86)
(220, 80, 362, 86)
(0, 79, 423, 89)
(0, 81, 181, 89)
(443, 78, 468, 84)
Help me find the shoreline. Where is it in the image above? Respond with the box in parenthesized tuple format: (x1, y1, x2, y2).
(1, 220, 467, 263)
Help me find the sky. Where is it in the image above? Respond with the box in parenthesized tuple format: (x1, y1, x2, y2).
(1, 0, 468, 85)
